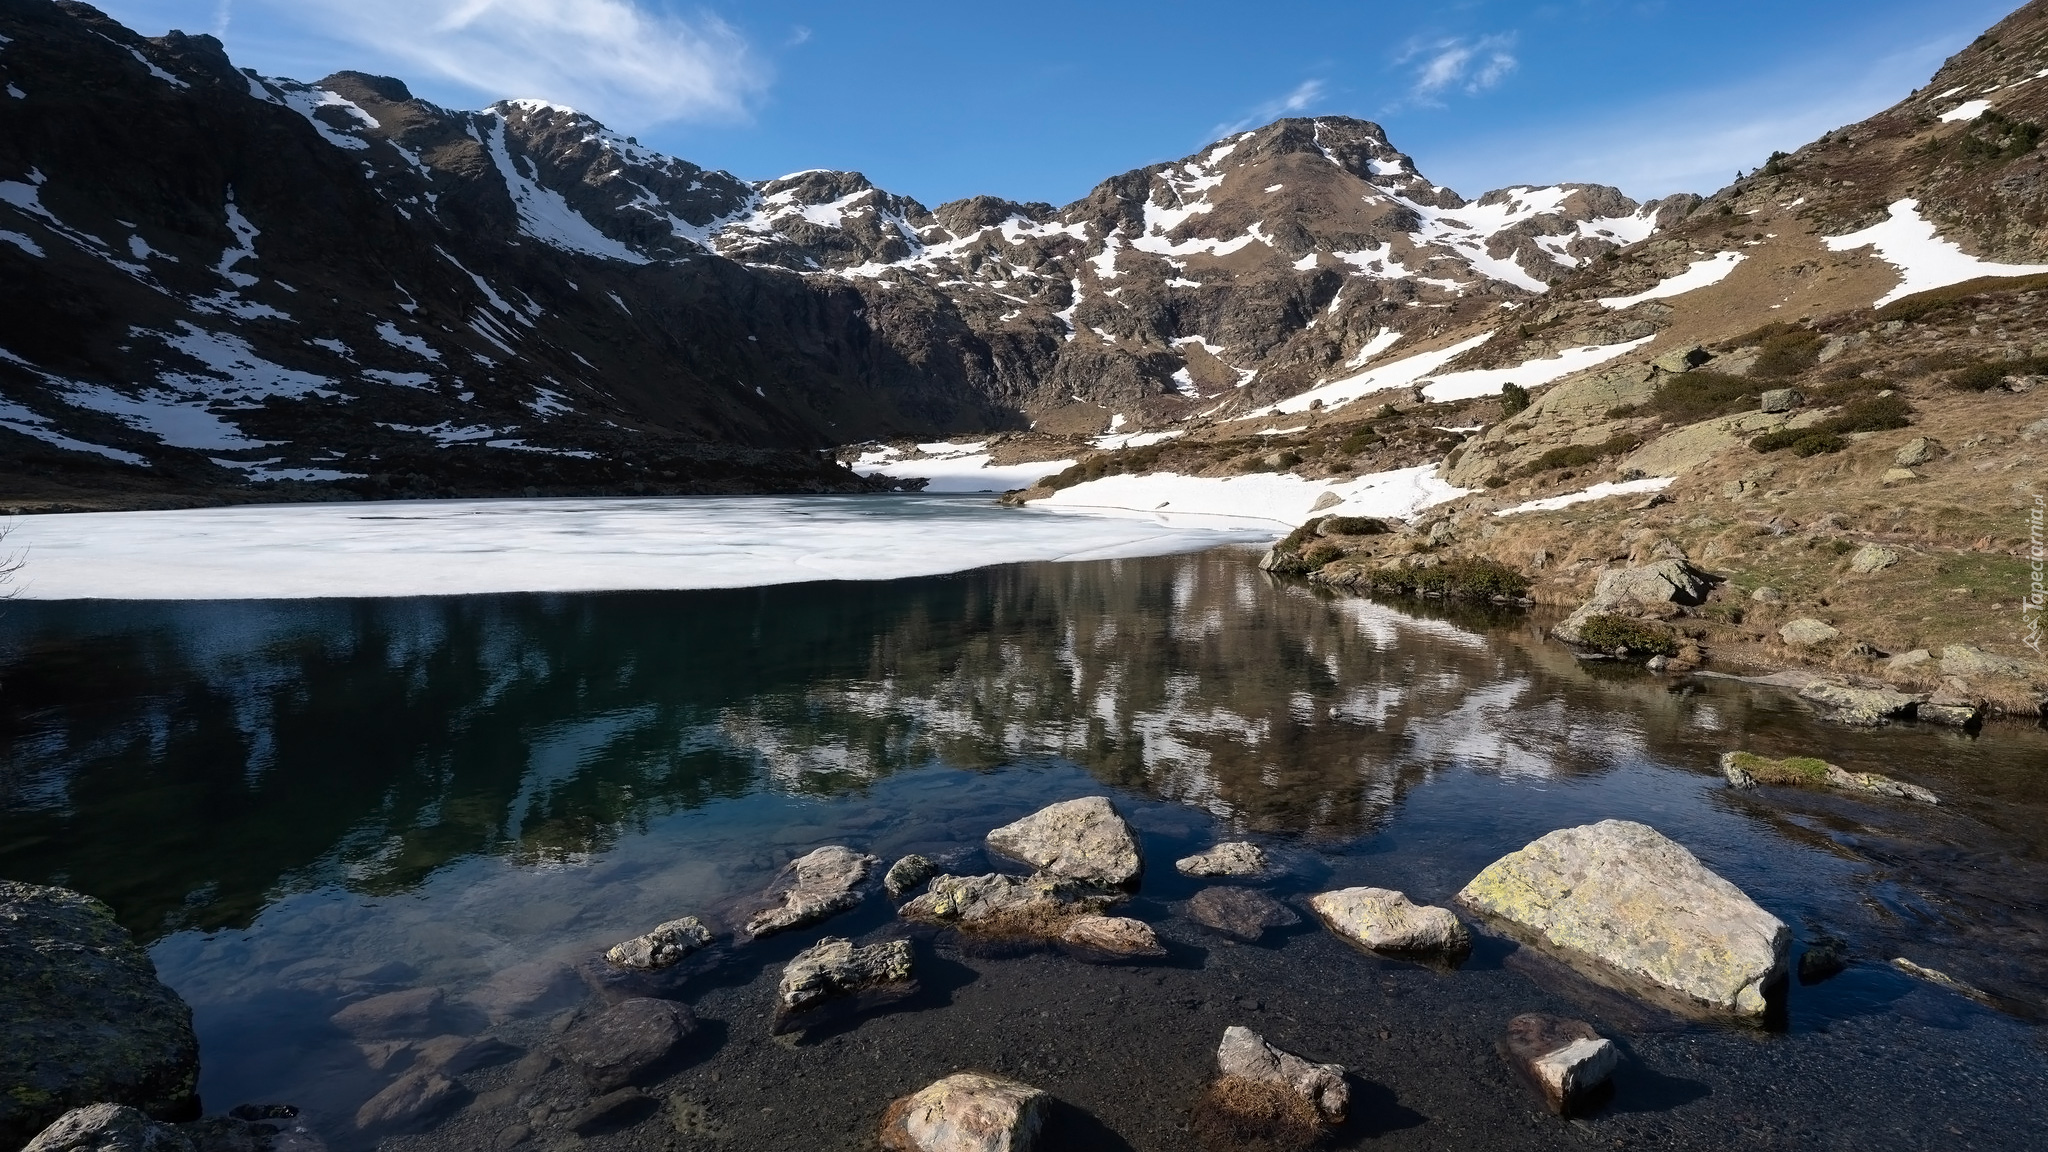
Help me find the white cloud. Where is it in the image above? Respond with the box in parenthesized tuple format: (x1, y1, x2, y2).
(266, 0, 768, 130)
(1409, 34, 1517, 102)
(1210, 78, 1328, 139)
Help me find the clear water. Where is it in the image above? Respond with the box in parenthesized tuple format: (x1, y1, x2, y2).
(3, 548, 2046, 1151)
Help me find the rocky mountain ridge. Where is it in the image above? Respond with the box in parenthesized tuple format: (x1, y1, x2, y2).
(0, 0, 1687, 508)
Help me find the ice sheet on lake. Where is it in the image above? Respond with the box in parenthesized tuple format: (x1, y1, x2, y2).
(853, 441, 1075, 492)
(3, 494, 1282, 601)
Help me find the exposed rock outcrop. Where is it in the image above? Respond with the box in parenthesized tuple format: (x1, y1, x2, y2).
(1553, 560, 1714, 645)
(1309, 886, 1469, 960)
(772, 937, 917, 1035)
(985, 797, 1143, 887)
(604, 917, 713, 970)
(744, 846, 880, 939)
(879, 1072, 1049, 1152)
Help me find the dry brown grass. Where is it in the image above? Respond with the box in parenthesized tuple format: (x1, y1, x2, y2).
(1191, 1076, 1326, 1152)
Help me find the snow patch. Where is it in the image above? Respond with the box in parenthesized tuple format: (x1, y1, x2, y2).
(1939, 99, 1993, 122)
(1598, 251, 1744, 309)
(1240, 333, 1491, 419)
(0, 395, 148, 464)
(1824, 198, 2048, 307)
(1494, 476, 1673, 516)
(375, 320, 441, 362)
(1417, 337, 1654, 402)
(483, 119, 649, 264)
(1036, 464, 1466, 528)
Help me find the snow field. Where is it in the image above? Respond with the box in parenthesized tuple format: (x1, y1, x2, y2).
(1825, 199, 2048, 307)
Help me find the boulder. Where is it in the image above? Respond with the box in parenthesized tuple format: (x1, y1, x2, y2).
(773, 937, 917, 1034)
(1886, 648, 1932, 672)
(1653, 346, 1712, 374)
(985, 797, 1143, 887)
(1175, 842, 1272, 877)
(1759, 388, 1802, 413)
(1848, 545, 1899, 574)
(1920, 684, 1985, 727)
(465, 958, 583, 1023)
(1720, 751, 1937, 803)
(898, 873, 1117, 938)
(330, 987, 447, 1039)
(354, 1068, 459, 1131)
(1185, 887, 1300, 943)
(1749, 586, 1783, 603)
(879, 1072, 1048, 1152)
(1796, 679, 1917, 726)
(1057, 916, 1165, 958)
(604, 917, 713, 970)
(744, 846, 880, 939)
(1893, 436, 1943, 467)
(1799, 935, 1849, 984)
(21, 1105, 193, 1152)
(564, 1088, 656, 1137)
(1554, 560, 1715, 644)
(0, 883, 200, 1148)
(1941, 644, 2032, 680)
(1309, 887, 1469, 959)
(1880, 467, 1918, 484)
(1778, 618, 1839, 648)
(1213, 1026, 1347, 1124)
(1457, 820, 1789, 1021)
(558, 998, 698, 1092)
(1498, 1015, 1617, 1116)
(884, 855, 939, 899)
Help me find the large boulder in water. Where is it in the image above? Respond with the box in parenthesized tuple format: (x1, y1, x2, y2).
(897, 873, 1117, 938)
(1, 882, 200, 1148)
(744, 846, 879, 939)
(1456, 820, 1789, 1021)
(985, 797, 1143, 887)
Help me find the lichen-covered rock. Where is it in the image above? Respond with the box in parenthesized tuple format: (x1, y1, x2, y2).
(897, 873, 1117, 938)
(1848, 545, 1899, 573)
(1498, 1015, 1616, 1116)
(1553, 560, 1714, 644)
(604, 917, 713, 970)
(985, 797, 1143, 887)
(1940, 644, 2032, 680)
(1795, 679, 1918, 726)
(744, 846, 879, 939)
(773, 937, 916, 1034)
(884, 855, 939, 899)
(1214, 1026, 1347, 1124)
(1457, 820, 1789, 1021)
(0, 882, 200, 1148)
(1893, 436, 1943, 467)
(1309, 887, 1469, 959)
(1185, 887, 1300, 942)
(558, 998, 698, 1092)
(1778, 618, 1840, 648)
(21, 1105, 193, 1152)
(1920, 683, 1985, 727)
(879, 1072, 1048, 1152)
(1721, 751, 1937, 803)
(1057, 916, 1165, 958)
(1175, 842, 1272, 877)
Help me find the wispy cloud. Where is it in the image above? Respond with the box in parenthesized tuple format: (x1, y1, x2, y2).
(1210, 78, 1328, 139)
(264, 0, 769, 130)
(1405, 34, 1518, 102)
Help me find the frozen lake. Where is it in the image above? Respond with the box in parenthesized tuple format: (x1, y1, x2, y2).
(0, 493, 1285, 600)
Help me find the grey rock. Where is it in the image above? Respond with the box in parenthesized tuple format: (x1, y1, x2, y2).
(1848, 544, 1899, 573)
(492, 1124, 530, 1151)
(21, 1105, 193, 1152)
(330, 988, 447, 1039)
(1174, 842, 1272, 877)
(985, 797, 1143, 886)
(1920, 683, 1985, 727)
(2022, 417, 2048, 441)
(773, 937, 916, 1034)
(1498, 1015, 1617, 1116)
(1554, 560, 1715, 643)
(1309, 887, 1469, 958)
(564, 1089, 656, 1137)
(1749, 586, 1783, 603)
(1215, 1025, 1348, 1124)
(353, 1068, 459, 1131)
(1941, 644, 2032, 680)
(1057, 916, 1165, 958)
(1887, 648, 1932, 672)
(884, 855, 939, 899)
(1826, 766, 1939, 804)
(1778, 618, 1839, 648)
(1893, 436, 1943, 467)
(1458, 820, 1789, 1021)
(558, 998, 698, 1092)
(0, 882, 200, 1148)
(604, 917, 713, 970)
(879, 1072, 1048, 1152)
(1759, 388, 1803, 413)
(744, 845, 880, 939)
(1797, 679, 1918, 726)
(897, 873, 1117, 937)
(1652, 346, 1712, 374)
(1185, 887, 1300, 942)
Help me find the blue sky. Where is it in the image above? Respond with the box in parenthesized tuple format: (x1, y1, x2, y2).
(96, 1, 2018, 208)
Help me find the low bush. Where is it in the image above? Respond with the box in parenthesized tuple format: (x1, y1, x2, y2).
(1363, 557, 1530, 600)
(1641, 370, 1762, 424)
(1750, 428, 1846, 456)
(1322, 515, 1389, 536)
(1751, 393, 1911, 456)
(1500, 382, 1531, 418)
(1946, 355, 2048, 391)
(1577, 614, 1679, 656)
(1338, 427, 1382, 455)
(1515, 434, 1640, 477)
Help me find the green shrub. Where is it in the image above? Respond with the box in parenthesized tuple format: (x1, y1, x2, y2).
(1751, 328, 1824, 377)
(1750, 428, 1846, 456)
(1302, 544, 1343, 568)
(1500, 382, 1531, 417)
(1362, 557, 1530, 600)
(1577, 614, 1679, 656)
(1945, 356, 2048, 391)
(1641, 370, 1762, 423)
(1515, 434, 1640, 477)
(1727, 751, 1831, 786)
(1321, 515, 1389, 535)
(1338, 428, 1382, 454)
(1829, 394, 1912, 432)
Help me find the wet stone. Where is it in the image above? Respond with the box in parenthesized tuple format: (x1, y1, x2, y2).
(330, 987, 448, 1039)
(744, 846, 880, 939)
(985, 796, 1143, 887)
(1175, 842, 1272, 878)
(1800, 935, 1849, 984)
(1214, 1025, 1347, 1125)
(1186, 887, 1300, 942)
(465, 959, 583, 1024)
(565, 1088, 656, 1137)
(885, 854, 939, 900)
(1499, 1014, 1618, 1116)
(558, 997, 698, 1092)
(604, 917, 713, 970)
(354, 1068, 460, 1131)
(773, 937, 916, 1034)
(1057, 915, 1166, 958)
(879, 1072, 1049, 1152)
(22, 1105, 193, 1152)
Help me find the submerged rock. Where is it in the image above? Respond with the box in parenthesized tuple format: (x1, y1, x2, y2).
(884, 855, 939, 899)
(604, 917, 713, 970)
(744, 846, 880, 939)
(22, 1105, 193, 1152)
(1057, 916, 1165, 958)
(1186, 887, 1300, 942)
(465, 958, 583, 1023)
(898, 873, 1117, 938)
(0, 882, 200, 1148)
(1720, 752, 1938, 803)
(1457, 820, 1789, 1021)
(1799, 935, 1849, 984)
(564, 1088, 656, 1137)
(1498, 1014, 1617, 1116)
(354, 1068, 459, 1131)
(985, 797, 1143, 887)
(330, 987, 448, 1039)
(773, 937, 917, 1035)
(879, 1072, 1049, 1152)
(559, 998, 699, 1092)
(1175, 842, 1272, 878)
(1309, 887, 1469, 959)
(1214, 1026, 1347, 1125)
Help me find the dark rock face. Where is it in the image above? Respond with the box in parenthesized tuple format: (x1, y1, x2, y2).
(1185, 887, 1300, 942)
(0, 881, 200, 1148)
(0, 2, 1679, 509)
(557, 998, 698, 1092)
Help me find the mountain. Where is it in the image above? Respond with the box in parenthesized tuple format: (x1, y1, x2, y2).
(0, 0, 1688, 509)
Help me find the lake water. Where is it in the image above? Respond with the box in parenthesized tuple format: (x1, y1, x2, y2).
(3, 543, 2046, 1150)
